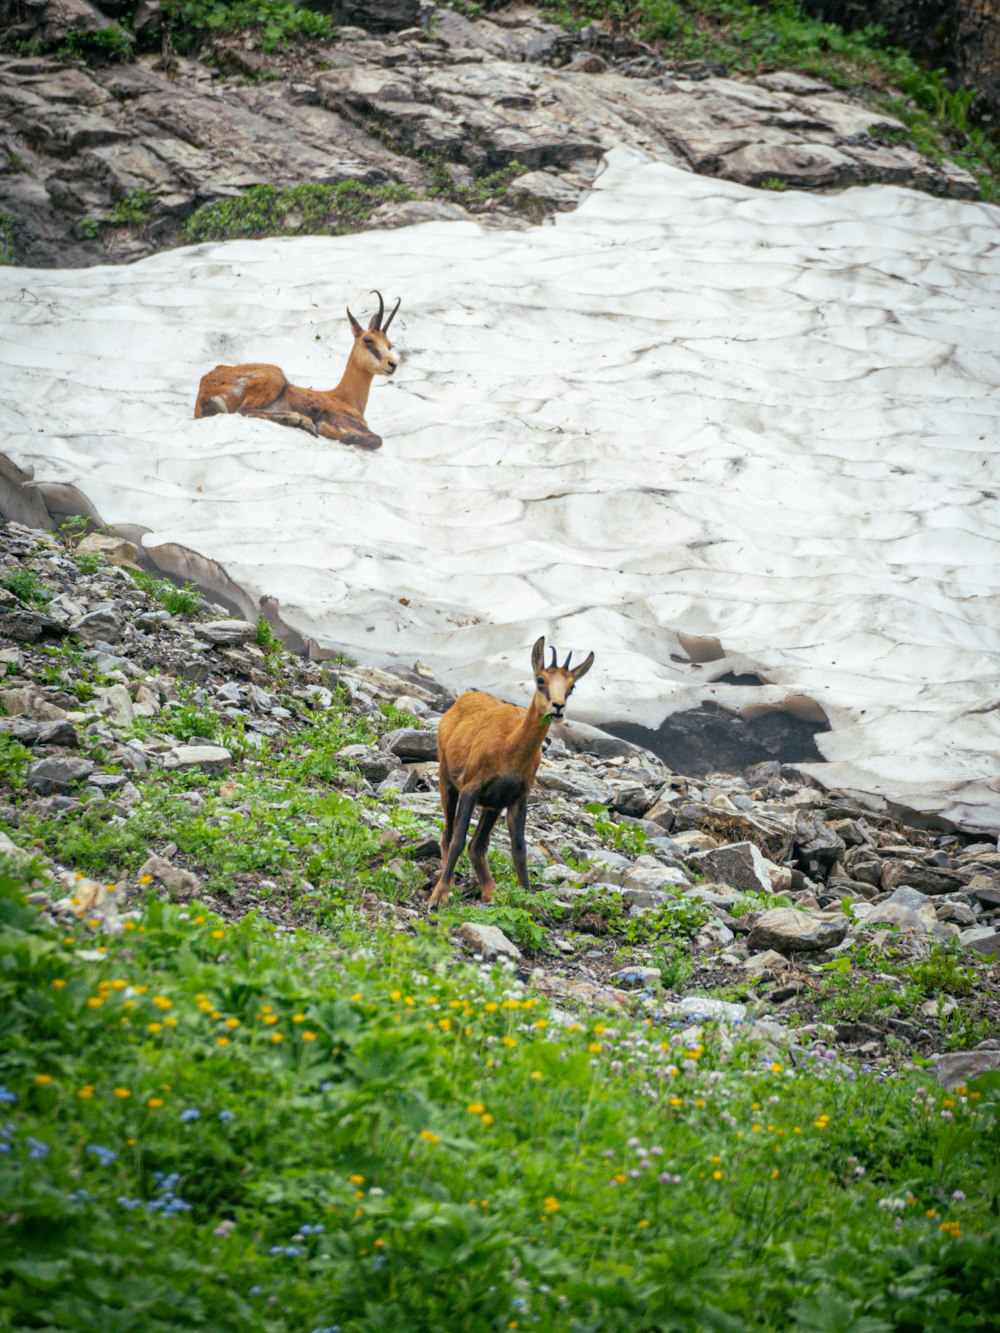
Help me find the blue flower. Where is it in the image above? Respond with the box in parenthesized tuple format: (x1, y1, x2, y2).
(86, 1145, 118, 1166)
(0, 1086, 17, 1105)
(118, 1197, 144, 1210)
(180, 1108, 200, 1123)
(249, 1287, 264, 1297)
(218, 1110, 234, 1122)
(69, 1189, 93, 1203)
(26, 1137, 50, 1160)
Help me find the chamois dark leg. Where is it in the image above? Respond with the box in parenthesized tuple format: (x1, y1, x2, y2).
(318, 422, 382, 451)
(241, 408, 319, 437)
(468, 806, 501, 904)
(428, 789, 476, 910)
(506, 798, 531, 893)
(439, 776, 458, 862)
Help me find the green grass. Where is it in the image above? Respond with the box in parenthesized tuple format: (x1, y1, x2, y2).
(0, 857, 997, 1330)
(544, 0, 1000, 201)
(126, 569, 202, 617)
(182, 179, 416, 244)
(164, 0, 334, 51)
(0, 209, 17, 266)
(2, 569, 53, 608)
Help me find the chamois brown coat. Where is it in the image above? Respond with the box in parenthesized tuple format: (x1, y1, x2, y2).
(194, 291, 400, 451)
(427, 637, 595, 910)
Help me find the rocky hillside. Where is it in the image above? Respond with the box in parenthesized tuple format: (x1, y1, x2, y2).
(2, 521, 997, 1077)
(0, 0, 994, 267)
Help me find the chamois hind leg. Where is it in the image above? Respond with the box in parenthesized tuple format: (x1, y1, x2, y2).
(506, 798, 531, 893)
(439, 775, 458, 861)
(468, 806, 501, 904)
(428, 789, 476, 911)
(195, 364, 287, 420)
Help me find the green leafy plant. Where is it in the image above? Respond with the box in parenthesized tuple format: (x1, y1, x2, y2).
(127, 569, 202, 616)
(165, 0, 335, 51)
(183, 179, 414, 244)
(1, 570, 52, 608)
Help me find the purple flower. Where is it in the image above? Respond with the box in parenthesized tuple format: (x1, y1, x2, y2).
(86, 1145, 118, 1166)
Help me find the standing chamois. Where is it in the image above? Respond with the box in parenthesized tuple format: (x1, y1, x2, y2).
(427, 636, 595, 910)
(194, 290, 401, 451)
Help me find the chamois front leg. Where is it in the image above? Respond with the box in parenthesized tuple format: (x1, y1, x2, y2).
(428, 789, 477, 911)
(468, 806, 502, 904)
(318, 422, 382, 451)
(241, 409, 319, 437)
(506, 798, 531, 893)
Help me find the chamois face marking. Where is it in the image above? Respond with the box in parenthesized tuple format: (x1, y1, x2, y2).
(530, 638, 595, 723)
(347, 290, 400, 379)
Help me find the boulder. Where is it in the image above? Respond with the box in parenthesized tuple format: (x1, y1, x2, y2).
(74, 532, 140, 566)
(456, 922, 522, 962)
(162, 744, 233, 774)
(193, 620, 257, 646)
(138, 853, 201, 898)
(687, 841, 772, 895)
(931, 1047, 1000, 1091)
(26, 756, 95, 793)
(380, 727, 438, 761)
(746, 907, 848, 953)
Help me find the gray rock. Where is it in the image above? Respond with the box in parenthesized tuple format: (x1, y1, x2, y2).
(746, 907, 848, 953)
(880, 858, 965, 896)
(138, 853, 201, 897)
(193, 620, 257, 646)
(931, 1048, 1000, 1091)
(456, 921, 522, 962)
(960, 928, 1000, 957)
(687, 841, 772, 895)
(162, 744, 233, 774)
(661, 995, 747, 1024)
(380, 727, 438, 761)
(95, 683, 134, 727)
(26, 755, 96, 794)
(611, 966, 661, 989)
(743, 948, 789, 974)
(74, 533, 140, 566)
(377, 768, 419, 796)
(337, 743, 401, 783)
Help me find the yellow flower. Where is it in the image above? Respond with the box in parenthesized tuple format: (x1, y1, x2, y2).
(164, 1017, 177, 1028)
(467, 1102, 485, 1115)
(481, 1113, 494, 1126)
(567, 1023, 581, 1033)
(614, 1172, 627, 1184)
(669, 1096, 683, 1108)
(147, 1097, 165, 1108)
(134, 984, 149, 995)
(501, 1036, 517, 1048)
(419, 1130, 440, 1144)
(152, 995, 173, 1010)
(502, 999, 520, 1010)
(694, 1098, 706, 1109)
(110, 980, 127, 991)
(62, 936, 75, 945)
(292, 1013, 306, 1023)
(542, 1196, 560, 1214)
(87, 996, 104, 1009)
(211, 930, 225, 940)
(139, 874, 153, 885)
(529, 1071, 543, 1081)
(752, 1124, 763, 1134)
(438, 1018, 452, 1032)
(77, 1085, 94, 1099)
(712, 1170, 723, 1182)
(771, 1169, 780, 1180)
(194, 915, 206, 925)
(351, 993, 362, 1002)
(638, 1219, 650, 1228)
(926, 1209, 938, 1218)
(123, 999, 136, 1010)
(263, 1015, 279, 1026)
(942, 1098, 954, 1109)
(771, 1062, 783, 1073)
(123, 921, 137, 932)
(113, 1087, 131, 1100)
(349, 1174, 364, 1185)
(270, 1032, 283, 1044)
(147, 1022, 163, 1034)
(588, 1042, 603, 1054)
(51, 978, 67, 990)
(534, 1019, 548, 1030)
(216, 1037, 229, 1047)
(390, 990, 401, 1001)
(224, 1017, 240, 1029)
(484, 1002, 499, 1013)
(35, 1074, 53, 1086)
(593, 1024, 606, 1035)
(751, 1102, 761, 1112)
(709, 1155, 722, 1165)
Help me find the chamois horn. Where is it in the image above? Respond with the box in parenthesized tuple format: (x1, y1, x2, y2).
(383, 295, 401, 332)
(549, 646, 558, 668)
(368, 290, 385, 331)
(563, 651, 573, 670)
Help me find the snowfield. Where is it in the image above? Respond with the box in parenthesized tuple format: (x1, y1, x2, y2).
(1, 150, 998, 831)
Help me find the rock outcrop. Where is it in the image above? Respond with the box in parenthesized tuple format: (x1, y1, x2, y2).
(0, 2, 979, 267)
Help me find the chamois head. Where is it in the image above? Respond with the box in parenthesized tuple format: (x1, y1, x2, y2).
(346, 289, 400, 379)
(530, 636, 595, 723)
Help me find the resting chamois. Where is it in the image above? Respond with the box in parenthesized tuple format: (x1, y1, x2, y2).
(194, 290, 401, 451)
(427, 637, 595, 910)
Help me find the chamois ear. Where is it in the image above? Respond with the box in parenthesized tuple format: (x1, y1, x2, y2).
(347, 307, 363, 337)
(531, 637, 545, 677)
(570, 651, 595, 682)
